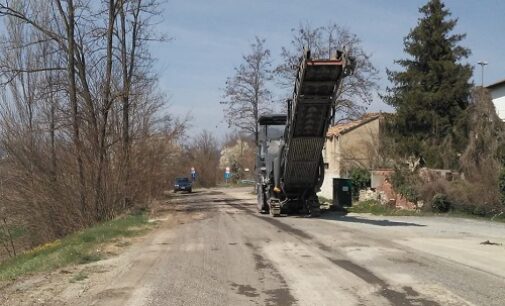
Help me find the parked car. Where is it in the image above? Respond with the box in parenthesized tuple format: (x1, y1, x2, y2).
(174, 177, 192, 193)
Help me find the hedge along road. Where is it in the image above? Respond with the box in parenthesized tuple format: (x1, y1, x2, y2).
(2, 187, 505, 306)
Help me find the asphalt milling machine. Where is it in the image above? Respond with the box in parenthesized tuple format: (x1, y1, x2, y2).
(256, 49, 353, 217)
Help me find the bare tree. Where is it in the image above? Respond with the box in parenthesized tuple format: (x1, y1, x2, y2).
(0, 0, 179, 254)
(116, 0, 164, 208)
(221, 37, 273, 145)
(187, 130, 220, 188)
(275, 22, 379, 122)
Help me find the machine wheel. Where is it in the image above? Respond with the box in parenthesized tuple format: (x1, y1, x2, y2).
(270, 209, 281, 217)
(309, 205, 321, 217)
(306, 196, 321, 217)
(269, 199, 281, 217)
(257, 186, 269, 214)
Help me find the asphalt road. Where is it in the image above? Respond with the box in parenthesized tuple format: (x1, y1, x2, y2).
(7, 187, 505, 306)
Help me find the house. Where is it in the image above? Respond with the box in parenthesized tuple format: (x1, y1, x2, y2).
(487, 79, 505, 120)
(318, 113, 383, 199)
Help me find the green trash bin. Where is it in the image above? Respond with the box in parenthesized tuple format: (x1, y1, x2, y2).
(333, 178, 352, 207)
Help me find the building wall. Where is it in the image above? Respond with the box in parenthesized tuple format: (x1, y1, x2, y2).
(338, 118, 380, 174)
(319, 118, 380, 199)
(490, 84, 505, 120)
(321, 137, 340, 200)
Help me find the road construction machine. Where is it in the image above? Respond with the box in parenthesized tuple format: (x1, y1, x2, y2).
(256, 49, 353, 217)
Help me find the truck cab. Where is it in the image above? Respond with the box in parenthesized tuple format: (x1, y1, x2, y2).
(256, 114, 286, 213)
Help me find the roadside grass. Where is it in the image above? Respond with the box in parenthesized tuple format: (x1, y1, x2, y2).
(318, 197, 413, 215)
(0, 213, 150, 282)
(349, 200, 422, 216)
(349, 200, 505, 223)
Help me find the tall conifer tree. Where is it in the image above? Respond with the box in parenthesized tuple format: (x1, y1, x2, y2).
(384, 0, 472, 167)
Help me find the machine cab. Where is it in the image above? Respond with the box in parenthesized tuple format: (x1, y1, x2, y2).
(256, 114, 287, 177)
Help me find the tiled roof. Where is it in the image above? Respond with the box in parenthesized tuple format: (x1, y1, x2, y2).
(487, 78, 505, 90)
(326, 113, 381, 138)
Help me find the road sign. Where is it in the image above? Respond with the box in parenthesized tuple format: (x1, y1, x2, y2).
(224, 167, 231, 182)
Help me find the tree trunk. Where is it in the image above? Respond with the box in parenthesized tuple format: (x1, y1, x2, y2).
(95, 0, 116, 221)
(65, 0, 87, 220)
(120, 1, 130, 208)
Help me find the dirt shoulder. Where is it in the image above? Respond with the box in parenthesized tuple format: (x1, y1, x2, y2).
(0, 190, 208, 306)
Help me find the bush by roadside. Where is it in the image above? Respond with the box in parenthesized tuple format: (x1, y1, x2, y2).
(350, 199, 505, 224)
(349, 168, 371, 200)
(380, 88, 505, 218)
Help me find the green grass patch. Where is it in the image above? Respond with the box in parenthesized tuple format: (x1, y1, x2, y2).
(349, 200, 420, 216)
(0, 213, 150, 282)
(349, 200, 505, 223)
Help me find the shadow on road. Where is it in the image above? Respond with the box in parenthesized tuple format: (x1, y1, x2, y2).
(319, 214, 426, 227)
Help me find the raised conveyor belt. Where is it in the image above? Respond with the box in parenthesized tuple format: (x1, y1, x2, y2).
(283, 51, 349, 189)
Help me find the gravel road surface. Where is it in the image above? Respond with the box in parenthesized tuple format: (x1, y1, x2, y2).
(2, 187, 505, 306)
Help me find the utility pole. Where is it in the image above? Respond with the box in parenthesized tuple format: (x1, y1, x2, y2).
(477, 60, 488, 87)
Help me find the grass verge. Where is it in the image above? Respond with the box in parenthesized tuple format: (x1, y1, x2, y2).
(348, 200, 420, 216)
(0, 213, 150, 282)
(349, 200, 505, 223)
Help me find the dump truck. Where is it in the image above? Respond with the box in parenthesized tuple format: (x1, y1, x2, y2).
(256, 49, 353, 217)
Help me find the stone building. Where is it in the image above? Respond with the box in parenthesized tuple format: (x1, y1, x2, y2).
(318, 113, 383, 199)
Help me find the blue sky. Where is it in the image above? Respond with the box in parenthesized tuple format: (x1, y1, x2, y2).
(153, 0, 505, 139)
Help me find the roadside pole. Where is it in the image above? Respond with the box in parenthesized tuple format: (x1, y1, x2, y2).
(191, 167, 196, 182)
(224, 167, 231, 184)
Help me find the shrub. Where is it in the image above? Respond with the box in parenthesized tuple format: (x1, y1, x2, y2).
(431, 193, 451, 212)
(390, 166, 420, 202)
(348, 167, 370, 199)
(420, 177, 503, 217)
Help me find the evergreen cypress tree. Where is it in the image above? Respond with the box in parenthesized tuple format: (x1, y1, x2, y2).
(384, 0, 472, 167)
